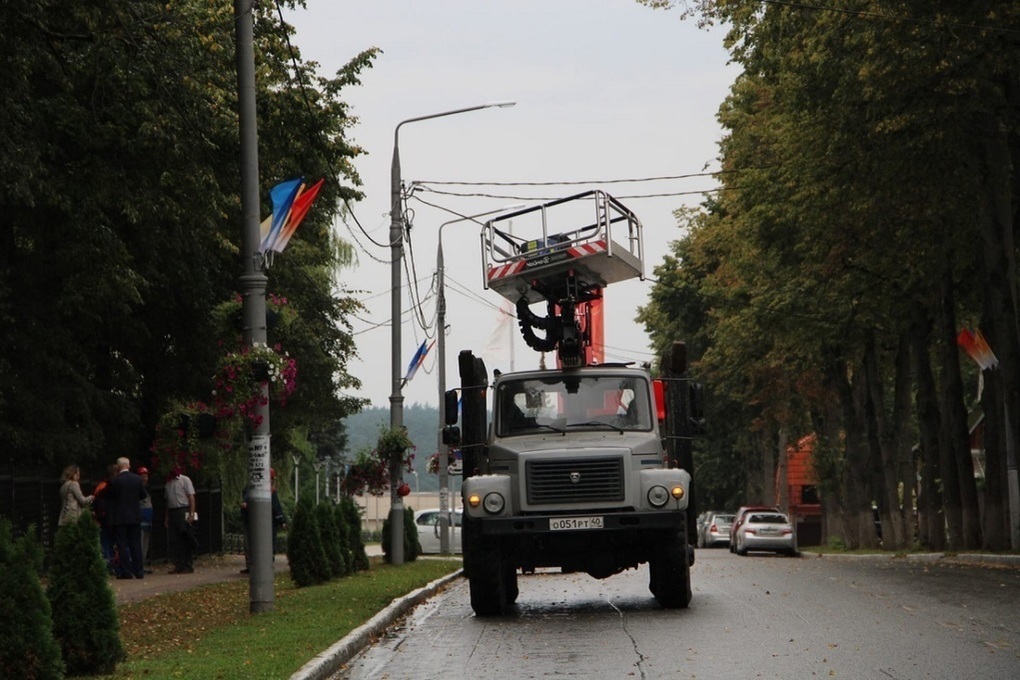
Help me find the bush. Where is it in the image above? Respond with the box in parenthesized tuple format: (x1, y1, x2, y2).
(338, 496, 369, 572)
(48, 513, 125, 676)
(381, 506, 421, 563)
(330, 503, 353, 576)
(0, 519, 64, 679)
(286, 497, 331, 587)
(313, 503, 347, 578)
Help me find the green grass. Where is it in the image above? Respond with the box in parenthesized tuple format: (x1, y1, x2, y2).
(94, 558, 462, 679)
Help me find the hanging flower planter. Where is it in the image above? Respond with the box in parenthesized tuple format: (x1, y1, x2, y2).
(212, 342, 297, 427)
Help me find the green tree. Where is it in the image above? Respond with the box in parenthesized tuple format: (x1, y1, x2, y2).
(48, 515, 124, 676)
(0, 1, 374, 482)
(0, 520, 63, 680)
(314, 502, 347, 578)
(286, 497, 331, 587)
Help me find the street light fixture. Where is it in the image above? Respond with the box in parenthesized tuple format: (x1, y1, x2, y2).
(388, 101, 516, 565)
(436, 204, 523, 554)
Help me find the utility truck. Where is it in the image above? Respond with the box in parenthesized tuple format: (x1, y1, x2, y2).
(442, 191, 703, 616)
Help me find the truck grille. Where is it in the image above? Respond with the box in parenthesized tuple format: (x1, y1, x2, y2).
(526, 457, 625, 504)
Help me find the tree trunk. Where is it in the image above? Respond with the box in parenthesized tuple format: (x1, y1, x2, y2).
(833, 354, 877, 549)
(865, 333, 912, 550)
(976, 106, 1020, 550)
(912, 309, 945, 551)
(938, 269, 982, 549)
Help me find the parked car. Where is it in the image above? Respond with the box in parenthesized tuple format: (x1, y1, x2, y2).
(697, 512, 735, 548)
(414, 508, 462, 554)
(729, 505, 780, 553)
(733, 511, 797, 556)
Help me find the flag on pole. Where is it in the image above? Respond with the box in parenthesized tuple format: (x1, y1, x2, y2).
(260, 178, 303, 253)
(956, 328, 999, 370)
(273, 178, 325, 253)
(403, 339, 435, 384)
(259, 177, 324, 256)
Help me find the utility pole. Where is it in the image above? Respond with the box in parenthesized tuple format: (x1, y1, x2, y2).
(235, 0, 273, 613)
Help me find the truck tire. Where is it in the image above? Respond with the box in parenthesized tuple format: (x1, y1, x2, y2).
(468, 536, 511, 616)
(648, 530, 692, 609)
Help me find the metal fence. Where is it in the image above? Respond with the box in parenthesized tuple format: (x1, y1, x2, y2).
(0, 463, 223, 567)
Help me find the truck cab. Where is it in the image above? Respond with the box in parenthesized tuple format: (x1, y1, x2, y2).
(457, 364, 693, 615)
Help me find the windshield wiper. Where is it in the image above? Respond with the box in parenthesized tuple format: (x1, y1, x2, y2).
(567, 420, 625, 433)
(509, 423, 566, 435)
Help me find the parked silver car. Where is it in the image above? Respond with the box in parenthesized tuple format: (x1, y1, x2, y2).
(414, 508, 462, 554)
(697, 512, 735, 548)
(733, 511, 797, 556)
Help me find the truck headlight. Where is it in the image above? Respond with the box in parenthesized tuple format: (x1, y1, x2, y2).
(647, 485, 670, 508)
(483, 492, 505, 514)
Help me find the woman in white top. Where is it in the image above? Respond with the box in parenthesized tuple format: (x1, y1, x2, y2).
(58, 464, 94, 527)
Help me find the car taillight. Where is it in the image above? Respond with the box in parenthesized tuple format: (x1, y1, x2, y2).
(782, 528, 792, 535)
(709, 524, 717, 532)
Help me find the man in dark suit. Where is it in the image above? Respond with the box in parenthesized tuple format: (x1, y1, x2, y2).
(106, 456, 149, 579)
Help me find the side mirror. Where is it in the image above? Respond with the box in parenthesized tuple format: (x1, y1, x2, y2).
(442, 426, 461, 447)
(444, 390, 459, 426)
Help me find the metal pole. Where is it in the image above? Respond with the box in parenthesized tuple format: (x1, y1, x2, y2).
(435, 204, 522, 553)
(235, 0, 273, 613)
(291, 454, 300, 504)
(389, 101, 516, 565)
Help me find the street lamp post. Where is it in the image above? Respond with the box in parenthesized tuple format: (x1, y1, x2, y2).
(291, 455, 300, 504)
(435, 204, 522, 553)
(388, 101, 515, 564)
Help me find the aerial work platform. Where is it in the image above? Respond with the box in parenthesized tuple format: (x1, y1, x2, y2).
(481, 190, 645, 305)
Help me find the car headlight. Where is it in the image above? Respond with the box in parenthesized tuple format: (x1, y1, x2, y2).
(483, 492, 505, 514)
(647, 485, 670, 508)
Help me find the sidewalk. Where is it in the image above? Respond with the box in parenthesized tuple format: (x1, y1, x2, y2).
(110, 545, 385, 606)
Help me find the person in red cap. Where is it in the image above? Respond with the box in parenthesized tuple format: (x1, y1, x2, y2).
(137, 467, 153, 572)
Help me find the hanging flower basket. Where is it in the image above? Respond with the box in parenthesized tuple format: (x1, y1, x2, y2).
(212, 342, 297, 427)
(339, 427, 416, 496)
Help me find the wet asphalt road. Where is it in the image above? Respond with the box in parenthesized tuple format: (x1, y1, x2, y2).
(334, 550, 1020, 680)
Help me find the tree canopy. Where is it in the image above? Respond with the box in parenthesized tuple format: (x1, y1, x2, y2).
(0, 1, 376, 479)
(638, 1, 1019, 549)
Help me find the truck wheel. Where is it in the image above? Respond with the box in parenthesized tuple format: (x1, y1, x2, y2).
(504, 558, 519, 605)
(468, 537, 510, 616)
(648, 530, 692, 609)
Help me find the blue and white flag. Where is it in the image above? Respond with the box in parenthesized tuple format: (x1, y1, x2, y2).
(403, 339, 435, 384)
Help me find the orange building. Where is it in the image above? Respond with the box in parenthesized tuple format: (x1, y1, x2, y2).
(787, 435, 823, 546)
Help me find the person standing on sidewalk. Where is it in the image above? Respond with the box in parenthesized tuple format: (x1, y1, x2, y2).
(57, 464, 93, 527)
(107, 457, 148, 580)
(164, 467, 197, 574)
(137, 466, 153, 572)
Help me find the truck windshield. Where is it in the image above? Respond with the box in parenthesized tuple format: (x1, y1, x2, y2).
(495, 374, 653, 436)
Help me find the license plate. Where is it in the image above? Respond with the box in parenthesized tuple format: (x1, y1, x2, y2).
(550, 516, 604, 531)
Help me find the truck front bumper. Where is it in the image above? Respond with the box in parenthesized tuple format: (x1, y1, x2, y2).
(474, 510, 685, 536)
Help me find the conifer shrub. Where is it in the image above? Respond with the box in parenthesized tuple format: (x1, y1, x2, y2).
(381, 506, 421, 563)
(313, 502, 347, 578)
(0, 519, 64, 679)
(331, 502, 353, 576)
(286, 497, 331, 587)
(48, 513, 124, 676)
(339, 495, 369, 571)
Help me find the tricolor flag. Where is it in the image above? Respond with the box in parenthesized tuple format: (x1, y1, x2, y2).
(259, 177, 324, 255)
(957, 328, 999, 371)
(403, 339, 436, 385)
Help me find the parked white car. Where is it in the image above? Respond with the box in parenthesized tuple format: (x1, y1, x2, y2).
(414, 508, 462, 554)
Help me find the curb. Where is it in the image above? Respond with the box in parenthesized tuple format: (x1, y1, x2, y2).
(804, 551, 1020, 567)
(290, 568, 464, 680)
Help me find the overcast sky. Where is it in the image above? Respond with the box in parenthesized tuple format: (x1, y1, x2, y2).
(281, 1, 740, 409)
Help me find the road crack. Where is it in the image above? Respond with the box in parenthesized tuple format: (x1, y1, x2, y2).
(606, 598, 647, 679)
